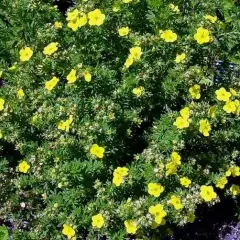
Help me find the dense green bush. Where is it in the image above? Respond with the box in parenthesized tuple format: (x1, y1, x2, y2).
(0, 0, 240, 239)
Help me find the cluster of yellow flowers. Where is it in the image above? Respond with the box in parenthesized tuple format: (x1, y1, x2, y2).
(112, 167, 129, 186)
(62, 214, 105, 239)
(189, 84, 201, 99)
(66, 8, 105, 31)
(165, 151, 182, 176)
(58, 115, 74, 132)
(216, 87, 240, 115)
(8, 2, 239, 238)
(169, 3, 180, 13)
(173, 106, 190, 129)
(172, 86, 239, 138)
(124, 46, 142, 69)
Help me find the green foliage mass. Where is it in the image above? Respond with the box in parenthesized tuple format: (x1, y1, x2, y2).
(0, 0, 239, 239)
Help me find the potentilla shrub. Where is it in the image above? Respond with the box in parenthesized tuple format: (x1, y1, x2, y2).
(0, 0, 239, 239)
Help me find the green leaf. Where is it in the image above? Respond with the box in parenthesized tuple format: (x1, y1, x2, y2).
(0, 225, 9, 240)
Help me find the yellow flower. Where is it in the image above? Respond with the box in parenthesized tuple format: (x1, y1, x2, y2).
(83, 71, 92, 82)
(130, 47, 142, 60)
(180, 107, 190, 119)
(54, 21, 63, 29)
(208, 105, 217, 118)
(66, 9, 79, 21)
(199, 119, 211, 137)
(62, 224, 75, 239)
(173, 116, 190, 129)
(189, 84, 201, 99)
(67, 69, 77, 84)
(215, 87, 231, 102)
(165, 161, 178, 176)
(58, 115, 73, 132)
(149, 204, 167, 224)
(0, 98, 5, 111)
(231, 166, 240, 177)
(92, 213, 104, 229)
(114, 167, 129, 177)
(187, 212, 196, 223)
(68, 18, 79, 31)
(90, 144, 105, 158)
(225, 166, 240, 177)
(19, 47, 33, 62)
(88, 9, 105, 26)
(43, 42, 58, 55)
(123, 0, 133, 3)
(171, 152, 181, 165)
(169, 3, 180, 13)
(223, 101, 236, 114)
(112, 173, 123, 186)
(225, 169, 232, 177)
(113, 4, 121, 12)
(78, 14, 88, 27)
(216, 176, 228, 189)
(124, 55, 134, 68)
(175, 53, 186, 63)
(230, 88, 238, 96)
(234, 100, 240, 115)
(169, 195, 183, 210)
(18, 161, 30, 173)
(148, 183, 164, 197)
(132, 86, 144, 97)
(17, 89, 25, 99)
(118, 27, 130, 36)
(204, 15, 217, 23)
(45, 76, 59, 91)
(113, 167, 129, 186)
(124, 220, 137, 234)
(230, 184, 240, 196)
(200, 185, 217, 202)
(160, 30, 178, 42)
(180, 177, 191, 188)
(68, 14, 87, 31)
(194, 27, 211, 44)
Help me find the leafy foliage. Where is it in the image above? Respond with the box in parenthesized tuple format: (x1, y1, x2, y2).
(0, 0, 239, 239)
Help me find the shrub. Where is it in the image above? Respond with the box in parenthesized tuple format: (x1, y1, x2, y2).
(0, 0, 240, 239)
